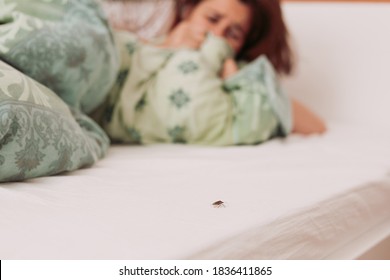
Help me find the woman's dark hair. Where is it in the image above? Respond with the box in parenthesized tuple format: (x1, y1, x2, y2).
(171, 0, 294, 75)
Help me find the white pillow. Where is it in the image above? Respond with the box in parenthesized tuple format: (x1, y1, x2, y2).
(101, 0, 174, 39)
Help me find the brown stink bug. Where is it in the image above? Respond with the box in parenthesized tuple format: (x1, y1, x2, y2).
(212, 200, 225, 208)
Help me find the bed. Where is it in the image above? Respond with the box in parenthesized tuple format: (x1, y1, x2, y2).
(1, 1, 390, 260)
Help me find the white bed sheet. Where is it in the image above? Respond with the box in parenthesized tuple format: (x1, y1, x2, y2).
(1, 123, 390, 259)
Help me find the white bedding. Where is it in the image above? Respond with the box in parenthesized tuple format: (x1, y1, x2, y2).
(1, 124, 390, 259)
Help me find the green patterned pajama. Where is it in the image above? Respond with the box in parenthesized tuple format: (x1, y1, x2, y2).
(94, 32, 293, 145)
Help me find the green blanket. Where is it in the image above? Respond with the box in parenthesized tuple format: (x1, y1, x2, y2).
(0, 0, 118, 182)
(0, 0, 119, 113)
(94, 32, 292, 145)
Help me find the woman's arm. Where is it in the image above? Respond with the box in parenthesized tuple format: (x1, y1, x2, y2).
(291, 98, 327, 135)
(221, 59, 327, 135)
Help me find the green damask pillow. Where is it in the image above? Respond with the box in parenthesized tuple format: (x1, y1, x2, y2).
(0, 61, 109, 182)
(0, 0, 119, 113)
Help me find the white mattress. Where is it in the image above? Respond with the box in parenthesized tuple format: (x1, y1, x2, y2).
(1, 123, 390, 259)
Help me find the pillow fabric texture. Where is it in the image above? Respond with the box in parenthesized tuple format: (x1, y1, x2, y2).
(0, 0, 118, 181)
(0, 0, 119, 113)
(0, 61, 110, 182)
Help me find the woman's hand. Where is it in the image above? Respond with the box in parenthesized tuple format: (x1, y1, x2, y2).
(221, 58, 238, 79)
(160, 22, 206, 50)
(161, 23, 239, 80)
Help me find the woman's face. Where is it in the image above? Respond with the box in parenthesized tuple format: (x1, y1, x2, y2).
(186, 0, 252, 54)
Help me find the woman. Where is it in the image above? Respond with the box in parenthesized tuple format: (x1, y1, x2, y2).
(167, 0, 327, 135)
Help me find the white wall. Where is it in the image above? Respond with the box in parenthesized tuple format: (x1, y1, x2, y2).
(282, 2, 390, 129)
